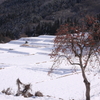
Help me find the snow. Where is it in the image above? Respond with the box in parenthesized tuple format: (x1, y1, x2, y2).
(0, 35, 100, 100)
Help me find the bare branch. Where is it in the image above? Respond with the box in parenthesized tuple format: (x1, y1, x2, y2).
(84, 47, 93, 69)
(65, 56, 80, 65)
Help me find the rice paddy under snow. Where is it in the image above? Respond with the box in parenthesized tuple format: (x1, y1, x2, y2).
(0, 35, 100, 100)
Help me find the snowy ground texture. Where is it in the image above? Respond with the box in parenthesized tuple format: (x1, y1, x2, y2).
(0, 35, 100, 100)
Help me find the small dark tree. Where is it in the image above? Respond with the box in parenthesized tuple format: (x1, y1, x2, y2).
(50, 16, 100, 100)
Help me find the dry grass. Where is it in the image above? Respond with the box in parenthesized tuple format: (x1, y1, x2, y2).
(20, 44, 30, 47)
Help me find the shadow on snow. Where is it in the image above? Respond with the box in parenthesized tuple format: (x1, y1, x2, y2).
(26, 67, 80, 75)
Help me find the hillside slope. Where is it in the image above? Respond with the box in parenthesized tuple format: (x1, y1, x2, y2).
(0, 0, 6, 4)
(0, 0, 100, 42)
(0, 35, 100, 100)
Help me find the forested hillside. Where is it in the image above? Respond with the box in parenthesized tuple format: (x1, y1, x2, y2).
(0, 0, 6, 4)
(0, 0, 100, 42)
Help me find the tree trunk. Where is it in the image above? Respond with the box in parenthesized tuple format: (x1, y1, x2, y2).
(81, 67, 90, 100)
(84, 79, 90, 100)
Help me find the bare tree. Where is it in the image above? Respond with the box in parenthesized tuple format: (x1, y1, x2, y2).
(50, 16, 100, 100)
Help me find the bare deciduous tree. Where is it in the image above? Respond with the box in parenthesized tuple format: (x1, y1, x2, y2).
(50, 16, 100, 100)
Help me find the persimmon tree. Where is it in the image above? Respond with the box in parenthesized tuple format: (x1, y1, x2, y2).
(50, 16, 100, 100)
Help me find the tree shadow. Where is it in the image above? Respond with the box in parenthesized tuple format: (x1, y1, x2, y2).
(26, 67, 80, 75)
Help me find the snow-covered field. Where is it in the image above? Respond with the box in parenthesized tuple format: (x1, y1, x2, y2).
(0, 35, 100, 100)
